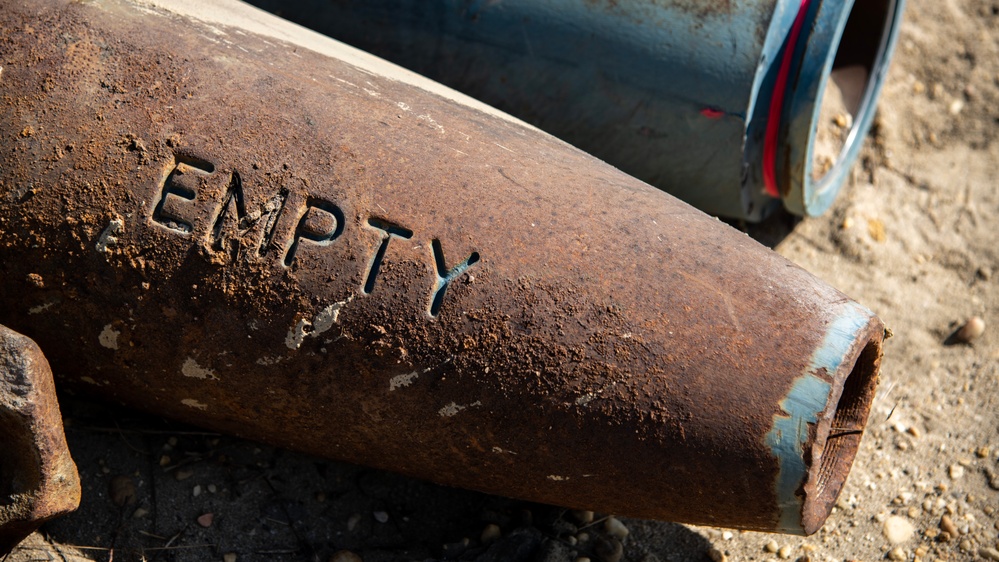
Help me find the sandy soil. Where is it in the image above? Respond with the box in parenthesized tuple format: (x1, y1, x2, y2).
(7, 0, 998, 560)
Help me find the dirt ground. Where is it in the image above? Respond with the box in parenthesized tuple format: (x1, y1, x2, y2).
(6, 0, 999, 560)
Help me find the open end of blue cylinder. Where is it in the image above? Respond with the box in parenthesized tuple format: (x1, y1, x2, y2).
(796, 0, 903, 216)
(799, 330, 883, 534)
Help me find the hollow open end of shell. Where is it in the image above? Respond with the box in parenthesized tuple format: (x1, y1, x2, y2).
(791, 0, 904, 217)
(810, 0, 900, 183)
(800, 326, 885, 535)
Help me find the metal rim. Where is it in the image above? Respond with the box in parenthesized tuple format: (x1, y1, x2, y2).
(780, 0, 905, 216)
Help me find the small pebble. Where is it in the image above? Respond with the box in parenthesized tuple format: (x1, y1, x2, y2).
(708, 547, 727, 562)
(223, 554, 237, 562)
(594, 536, 624, 562)
(575, 558, 592, 562)
(887, 547, 905, 561)
(132, 507, 149, 519)
(604, 516, 629, 540)
(907, 506, 920, 519)
(347, 513, 362, 531)
(481, 523, 501, 544)
(940, 514, 958, 536)
(960, 539, 972, 552)
(976, 446, 991, 458)
(949, 464, 965, 480)
(329, 551, 362, 562)
(109, 475, 137, 507)
(981, 548, 999, 561)
(722, 531, 733, 540)
(373, 511, 389, 523)
(208, 484, 217, 494)
(950, 316, 985, 344)
(572, 510, 595, 524)
(196, 513, 214, 528)
(765, 540, 780, 553)
(193, 485, 202, 497)
(867, 218, 887, 242)
(884, 516, 915, 544)
(778, 545, 792, 559)
(174, 469, 194, 481)
(949, 99, 965, 115)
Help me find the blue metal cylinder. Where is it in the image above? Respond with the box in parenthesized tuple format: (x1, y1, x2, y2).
(246, 0, 904, 220)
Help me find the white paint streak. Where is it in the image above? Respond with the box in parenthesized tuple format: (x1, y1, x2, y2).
(98, 324, 120, 350)
(389, 371, 419, 391)
(80, 376, 99, 386)
(287, 297, 353, 349)
(313, 296, 352, 336)
(438, 400, 482, 417)
(547, 475, 569, 481)
(417, 114, 445, 134)
(491, 446, 518, 455)
(29, 301, 57, 314)
(182, 357, 218, 380)
(96, 216, 124, 254)
(285, 318, 311, 350)
(181, 398, 208, 411)
(438, 402, 464, 417)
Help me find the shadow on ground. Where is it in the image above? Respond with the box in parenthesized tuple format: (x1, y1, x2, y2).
(17, 395, 717, 562)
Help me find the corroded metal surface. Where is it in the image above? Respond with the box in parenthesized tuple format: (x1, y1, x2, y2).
(241, 0, 905, 220)
(0, 0, 883, 536)
(0, 326, 81, 555)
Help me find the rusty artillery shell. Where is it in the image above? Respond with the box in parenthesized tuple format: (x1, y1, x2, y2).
(0, 326, 81, 554)
(0, 0, 884, 535)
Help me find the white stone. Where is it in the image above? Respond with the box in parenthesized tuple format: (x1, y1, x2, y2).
(949, 464, 965, 479)
(883, 515, 915, 544)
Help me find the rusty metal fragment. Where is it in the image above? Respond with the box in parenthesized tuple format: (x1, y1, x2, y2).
(1, 0, 883, 537)
(0, 325, 81, 555)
